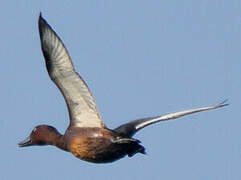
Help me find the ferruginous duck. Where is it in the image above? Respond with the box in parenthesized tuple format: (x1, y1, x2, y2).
(19, 14, 228, 163)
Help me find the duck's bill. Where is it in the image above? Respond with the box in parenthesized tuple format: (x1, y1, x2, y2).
(18, 137, 32, 147)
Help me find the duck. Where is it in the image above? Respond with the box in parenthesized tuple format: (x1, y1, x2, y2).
(18, 14, 228, 163)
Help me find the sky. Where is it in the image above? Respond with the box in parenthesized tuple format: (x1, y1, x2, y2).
(1, 1, 240, 179)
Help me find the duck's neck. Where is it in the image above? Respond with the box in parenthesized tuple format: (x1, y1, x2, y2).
(45, 128, 68, 151)
(54, 135, 68, 151)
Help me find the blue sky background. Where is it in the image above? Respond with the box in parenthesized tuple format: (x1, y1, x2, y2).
(1, 1, 240, 179)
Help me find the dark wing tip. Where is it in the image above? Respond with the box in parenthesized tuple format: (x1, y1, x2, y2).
(38, 14, 62, 44)
(215, 99, 229, 108)
(38, 13, 50, 36)
(38, 12, 46, 25)
(38, 14, 57, 74)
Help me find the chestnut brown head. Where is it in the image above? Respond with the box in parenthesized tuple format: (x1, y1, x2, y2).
(18, 125, 60, 147)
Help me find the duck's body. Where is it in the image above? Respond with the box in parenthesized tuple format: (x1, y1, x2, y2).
(65, 127, 144, 163)
(19, 14, 228, 163)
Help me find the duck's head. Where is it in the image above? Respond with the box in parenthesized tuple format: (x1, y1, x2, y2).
(18, 125, 60, 147)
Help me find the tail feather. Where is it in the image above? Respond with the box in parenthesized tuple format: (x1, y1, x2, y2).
(127, 143, 146, 157)
(112, 137, 146, 157)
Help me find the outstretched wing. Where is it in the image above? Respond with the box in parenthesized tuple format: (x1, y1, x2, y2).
(38, 14, 105, 128)
(114, 100, 228, 137)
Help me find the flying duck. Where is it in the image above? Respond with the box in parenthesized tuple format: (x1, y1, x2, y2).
(19, 14, 228, 163)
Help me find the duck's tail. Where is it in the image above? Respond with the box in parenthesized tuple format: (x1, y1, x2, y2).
(113, 137, 146, 157)
(127, 143, 146, 157)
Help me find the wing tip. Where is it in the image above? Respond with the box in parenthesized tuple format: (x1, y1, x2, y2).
(38, 12, 48, 34)
(214, 99, 229, 108)
(38, 13, 62, 44)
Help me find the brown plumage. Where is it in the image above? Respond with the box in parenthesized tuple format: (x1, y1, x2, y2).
(18, 14, 228, 163)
